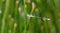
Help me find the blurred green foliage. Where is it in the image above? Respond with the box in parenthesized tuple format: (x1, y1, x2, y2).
(0, 0, 60, 33)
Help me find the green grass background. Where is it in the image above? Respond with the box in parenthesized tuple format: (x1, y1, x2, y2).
(0, 0, 60, 33)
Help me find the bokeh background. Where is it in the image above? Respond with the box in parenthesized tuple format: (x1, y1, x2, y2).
(0, 0, 60, 33)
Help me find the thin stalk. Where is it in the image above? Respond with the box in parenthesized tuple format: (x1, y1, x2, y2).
(1, 0, 10, 33)
(13, 0, 20, 33)
(0, 0, 3, 32)
(30, 1, 35, 14)
(23, 0, 28, 33)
